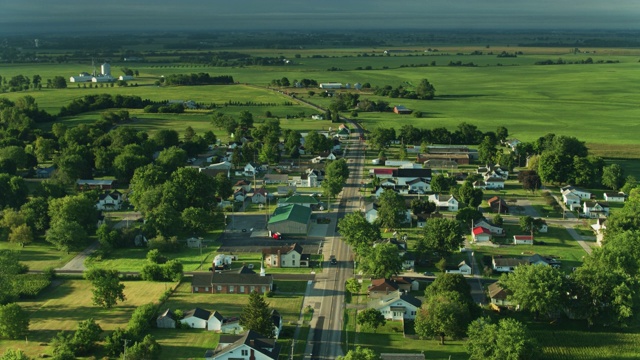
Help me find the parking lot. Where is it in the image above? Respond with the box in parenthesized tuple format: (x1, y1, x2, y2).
(219, 213, 323, 254)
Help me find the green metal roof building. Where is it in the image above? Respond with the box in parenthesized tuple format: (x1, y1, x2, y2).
(268, 204, 312, 236)
(278, 195, 320, 208)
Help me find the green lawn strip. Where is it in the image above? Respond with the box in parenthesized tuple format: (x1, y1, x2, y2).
(151, 328, 220, 360)
(0, 240, 77, 271)
(292, 324, 310, 360)
(343, 308, 357, 353)
(273, 280, 308, 294)
(355, 320, 467, 359)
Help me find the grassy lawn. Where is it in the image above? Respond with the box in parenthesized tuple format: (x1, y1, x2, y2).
(150, 328, 220, 360)
(163, 282, 303, 324)
(86, 242, 220, 272)
(152, 281, 304, 359)
(354, 320, 467, 360)
(472, 225, 587, 273)
(0, 239, 77, 271)
(0, 279, 172, 358)
(274, 280, 308, 294)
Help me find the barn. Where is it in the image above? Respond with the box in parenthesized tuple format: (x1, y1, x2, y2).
(268, 204, 311, 236)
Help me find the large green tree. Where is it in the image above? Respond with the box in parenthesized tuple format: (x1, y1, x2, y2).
(359, 242, 403, 279)
(240, 291, 274, 338)
(466, 317, 539, 360)
(85, 268, 126, 309)
(416, 218, 464, 259)
(602, 164, 625, 191)
(356, 308, 386, 332)
(500, 265, 566, 318)
(376, 189, 407, 229)
(337, 212, 380, 253)
(337, 347, 379, 360)
(71, 318, 103, 356)
(415, 291, 471, 345)
(0, 303, 29, 339)
(45, 220, 88, 252)
(415, 79, 436, 100)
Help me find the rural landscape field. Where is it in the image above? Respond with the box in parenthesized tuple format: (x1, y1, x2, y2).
(1, 25, 640, 360)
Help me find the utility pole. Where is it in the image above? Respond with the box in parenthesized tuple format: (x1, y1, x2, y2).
(123, 339, 129, 360)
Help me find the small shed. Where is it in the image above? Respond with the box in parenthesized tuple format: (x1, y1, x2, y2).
(393, 105, 412, 114)
(156, 309, 176, 329)
(187, 237, 202, 248)
(513, 235, 534, 245)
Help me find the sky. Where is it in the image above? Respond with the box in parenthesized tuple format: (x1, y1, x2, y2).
(1, 0, 639, 34)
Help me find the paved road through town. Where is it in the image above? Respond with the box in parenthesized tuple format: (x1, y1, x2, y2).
(306, 124, 365, 360)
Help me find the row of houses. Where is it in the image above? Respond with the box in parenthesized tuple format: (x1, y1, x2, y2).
(158, 307, 282, 337)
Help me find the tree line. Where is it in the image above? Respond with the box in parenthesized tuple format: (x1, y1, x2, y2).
(162, 73, 234, 86)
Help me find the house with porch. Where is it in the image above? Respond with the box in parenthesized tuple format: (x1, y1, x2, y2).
(487, 282, 513, 307)
(96, 191, 123, 211)
(263, 243, 309, 268)
(368, 293, 422, 320)
(583, 201, 610, 218)
(427, 194, 459, 211)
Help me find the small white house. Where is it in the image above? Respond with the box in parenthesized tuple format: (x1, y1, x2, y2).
(181, 308, 211, 329)
(513, 235, 534, 245)
(492, 257, 529, 273)
(367, 293, 422, 320)
(96, 191, 123, 211)
(207, 311, 244, 333)
(604, 192, 626, 202)
(484, 177, 505, 189)
(407, 178, 430, 193)
(244, 162, 258, 175)
(445, 261, 472, 275)
(561, 185, 591, 200)
(583, 201, 610, 218)
(562, 190, 581, 206)
(428, 194, 459, 212)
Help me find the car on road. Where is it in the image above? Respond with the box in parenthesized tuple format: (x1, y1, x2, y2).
(329, 255, 337, 265)
(423, 271, 434, 276)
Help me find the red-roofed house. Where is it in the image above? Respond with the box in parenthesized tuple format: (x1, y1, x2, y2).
(513, 235, 534, 245)
(472, 226, 492, 242)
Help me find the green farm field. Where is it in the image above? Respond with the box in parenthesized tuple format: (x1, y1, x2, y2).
(0, 279, 172, 358)
(2, 50, 639, 157)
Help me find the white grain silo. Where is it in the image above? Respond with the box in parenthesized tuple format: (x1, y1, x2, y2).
(101, 63, 111, 76)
